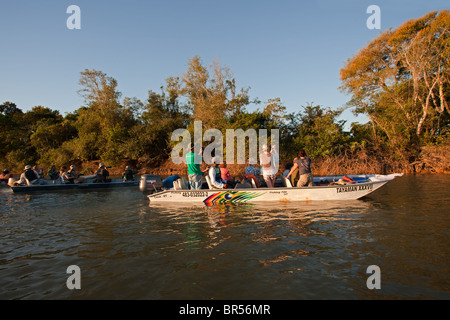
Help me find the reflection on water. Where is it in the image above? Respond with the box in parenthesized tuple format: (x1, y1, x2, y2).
(0, 174, 449, 299)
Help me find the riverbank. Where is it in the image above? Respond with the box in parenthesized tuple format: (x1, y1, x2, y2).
(4, 145, 449, 179)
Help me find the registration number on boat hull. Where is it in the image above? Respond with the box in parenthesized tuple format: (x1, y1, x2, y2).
(181, 191, 209, 197)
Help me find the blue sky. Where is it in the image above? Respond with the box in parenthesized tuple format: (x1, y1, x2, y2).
(0, 0, 448, 128)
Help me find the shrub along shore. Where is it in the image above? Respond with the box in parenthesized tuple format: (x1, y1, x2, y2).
(6, 144, 448, 183)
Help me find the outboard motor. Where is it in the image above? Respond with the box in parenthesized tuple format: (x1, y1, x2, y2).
(139, 174, 163, 194)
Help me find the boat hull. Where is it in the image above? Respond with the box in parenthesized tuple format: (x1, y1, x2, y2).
(10, 180, 139, 193)
(148, 180, 390, 205)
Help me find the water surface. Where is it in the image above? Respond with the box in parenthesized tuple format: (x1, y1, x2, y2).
(0, 174, 449, 299)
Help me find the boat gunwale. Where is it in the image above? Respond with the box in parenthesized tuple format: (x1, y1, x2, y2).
(9, 180, 139, 193)
(147, 179, 388, 198)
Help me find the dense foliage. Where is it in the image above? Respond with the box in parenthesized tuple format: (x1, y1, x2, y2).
(340, 10, 450, 160)
(1, 11, 448, 172)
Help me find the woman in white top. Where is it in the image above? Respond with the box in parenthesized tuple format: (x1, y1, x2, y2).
(259, 144, 277, 188)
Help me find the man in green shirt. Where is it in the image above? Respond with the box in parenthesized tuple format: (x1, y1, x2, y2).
(186, 144, 206, 190)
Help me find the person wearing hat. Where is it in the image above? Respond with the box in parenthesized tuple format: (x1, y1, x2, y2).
(13, 165, 40, 186)
(94, 163, 110, 183)
(0, 169, 13, 183)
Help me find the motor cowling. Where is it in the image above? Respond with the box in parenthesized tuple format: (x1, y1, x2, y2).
(139, 174, 163, 193)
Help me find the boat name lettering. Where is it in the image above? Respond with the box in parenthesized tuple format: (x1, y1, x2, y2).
(336, 184, 373, 193)
(182, 191, 209, 197)
(268, 191, 287, 194)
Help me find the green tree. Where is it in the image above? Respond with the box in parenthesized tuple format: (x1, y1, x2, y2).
(128, 78, 189, 164)
(74, 69, 139, 162)
(340, 10, 450, 157)
(283, 105, 350, 160)
(180, 56, 251, 130)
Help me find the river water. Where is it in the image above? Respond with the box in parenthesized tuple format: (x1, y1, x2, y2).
(0, 174, 449, 300)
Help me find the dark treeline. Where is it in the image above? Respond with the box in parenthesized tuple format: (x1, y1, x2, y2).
(1, 11, 449, 174)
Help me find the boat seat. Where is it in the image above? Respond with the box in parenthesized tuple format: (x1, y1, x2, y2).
(173, 179, 181, 190)
(180, 177, 189, 189)
(283, 177, 293, 188)
(234, 181, 252, 189)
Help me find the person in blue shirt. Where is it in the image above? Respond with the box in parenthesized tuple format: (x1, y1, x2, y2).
(162, 174, 180, 189)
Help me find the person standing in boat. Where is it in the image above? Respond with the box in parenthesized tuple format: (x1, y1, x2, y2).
(186, 144, 207, 190)
(259, 144, 277, 188)
(95, 163, 111, 183)
(286, 150, 313, 187)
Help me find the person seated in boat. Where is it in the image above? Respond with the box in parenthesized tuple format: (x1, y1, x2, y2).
(219, 162, 236, 188)
(245, 157, 263, 186)
(122, 166, 140, 182)
(13, 165, 44, 186)
(58, 166, 74, 184)
(283, 162, 293, 183)
(285, 150, 313, 187)
(0, 169, 13, 183)
(47, 165, 59, 183)
(32, 165, 44, 179)
(239, 173, 260, 188)
(290, 156, 299, 186)
(58, 166, 67, 183)
(208, 158, 225, 189)
(94, 163, 111, 183)
(65, 165, 79, 184)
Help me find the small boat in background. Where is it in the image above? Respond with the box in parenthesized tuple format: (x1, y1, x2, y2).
(9, 178, 139, 193)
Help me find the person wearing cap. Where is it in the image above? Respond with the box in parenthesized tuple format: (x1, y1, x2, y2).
(13, 165, 41, 186)
(186, 144, 207, 190)
(208, 157, 225, 189)
(94, 163, 110, 183)
(0, 169, 13, 183)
